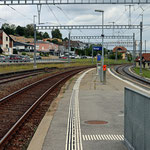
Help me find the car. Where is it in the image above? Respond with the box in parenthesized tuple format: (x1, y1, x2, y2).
(81, 55, 87, 59)
(36, 56, 42, 60)
(75, 55, 81, 59)
(0, 55, 9, 62)
(21, 55, 30, 62)
(8, 55, 22, 62)
(61, 56, 68, 59)
(70, 55, 75, 59)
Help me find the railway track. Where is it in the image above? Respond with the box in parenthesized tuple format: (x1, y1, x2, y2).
(0, 67, 58, 85)
(0, 66, 91, 149)
(113, 64, 150, 90)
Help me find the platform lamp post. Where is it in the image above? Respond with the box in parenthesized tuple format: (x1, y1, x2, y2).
(95, 10, 104, 82)
(33, 15, 37, 69)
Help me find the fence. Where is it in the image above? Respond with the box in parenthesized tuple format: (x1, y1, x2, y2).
(124, 87, 150, 150)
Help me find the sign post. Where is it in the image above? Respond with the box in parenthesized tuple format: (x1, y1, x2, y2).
(93, 46, 102, 80)
(96, 54, 101, 75)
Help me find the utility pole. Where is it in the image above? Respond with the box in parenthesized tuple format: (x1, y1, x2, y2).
(68, 30, 71, 63)
(140, 21, 143, 74)
(133, 33, 136, 67)
(125, 5, 134, 26)
(33, 15, 37, 69)
(145, 40, 146, 53)
(37, 5, 42, 24)
(95, 10, 104, 82)
(108, 22, 115, 36)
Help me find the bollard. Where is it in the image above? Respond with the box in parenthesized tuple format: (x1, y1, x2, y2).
(102, 65, 107, 84)
(103, 70, 106, 84)
(96, 63, 101, 75)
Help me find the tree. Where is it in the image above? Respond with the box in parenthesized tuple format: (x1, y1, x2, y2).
(1, 23, 16, 35)
(36, 32, 43, 40)
(25, 24, 34, 37)
(63, 37, 68, 41)
(51, 29, 62, 39)
(43, 32, 49, 38)
(16, 26, 25, 36)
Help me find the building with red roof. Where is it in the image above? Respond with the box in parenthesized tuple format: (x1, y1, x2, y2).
(112, 46, 127, 59)
(135, 53, 150, 68)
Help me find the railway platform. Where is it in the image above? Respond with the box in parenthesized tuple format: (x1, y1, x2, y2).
(27, 68, 149, 150)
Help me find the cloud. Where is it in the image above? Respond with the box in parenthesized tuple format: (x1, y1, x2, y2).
(0, 4, 150, 49)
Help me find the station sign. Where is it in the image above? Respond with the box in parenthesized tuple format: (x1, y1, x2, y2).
(93, 46, 102, 51)
(97, 54, 101, 61)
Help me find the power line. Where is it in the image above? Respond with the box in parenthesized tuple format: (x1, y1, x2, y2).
(47, 5, 61, 25)
(7, 5, 32, 21)
(55, 6, 90, 39)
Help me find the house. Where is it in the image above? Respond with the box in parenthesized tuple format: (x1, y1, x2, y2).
(13, 41, 34, 54)
(0, 30, 14, 55)
(62, 40, 87, 50)
(10, 35, 34, 55)
(30, 41, 59, 55)
(135, 53, 150, 68)
(112, 46, 127, 59)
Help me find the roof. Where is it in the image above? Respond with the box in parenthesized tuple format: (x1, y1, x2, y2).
(113, 46, 127, 53)
(10, 35, 34, 43)
(136, 53, 150, 62)
(14, 41, 34, 47)
(0, 30, 14, 42)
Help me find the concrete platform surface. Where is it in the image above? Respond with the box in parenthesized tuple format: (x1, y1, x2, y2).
(27, 68, 149, 150)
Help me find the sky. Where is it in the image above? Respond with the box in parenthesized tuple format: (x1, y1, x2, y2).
(0, 4, 150, 51)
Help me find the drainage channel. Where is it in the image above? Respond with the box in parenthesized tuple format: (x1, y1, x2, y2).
(65, 68, 94, 150)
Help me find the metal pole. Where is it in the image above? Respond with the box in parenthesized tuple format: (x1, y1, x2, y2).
(37, 5, 42, 24)
(140, 21, 143, 74)
(115, 49, 118, 61)
(92, 45, 93, 64)
(145, 40, 146, 53)
(34, 23, 37, 69)
(135, 40, 137, 67)
(101, 11, 104, 82)
(133, 33, 135, 67)
(68, 31, 71, 63)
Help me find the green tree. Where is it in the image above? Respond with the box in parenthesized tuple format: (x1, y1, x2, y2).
(37, 32, 43, 40)
(43, 32, 49, 38)
(25, 24, 34, 37)
(51, 29, 62, 39)
(16, 26, 25, 36)
(63, 37, 68, 41)
(1, 23, 16, 35)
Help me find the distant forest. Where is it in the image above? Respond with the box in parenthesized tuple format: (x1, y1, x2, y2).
(1, 23, 50, 40)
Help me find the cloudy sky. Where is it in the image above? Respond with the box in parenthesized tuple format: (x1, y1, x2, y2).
(0, 4, 150, 51)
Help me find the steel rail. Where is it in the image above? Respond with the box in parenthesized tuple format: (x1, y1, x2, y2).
(0, 67, 58, 84)
(0, 67, 90, 147)
(114, 65, 150, 89)
(0, 72, 41, 84)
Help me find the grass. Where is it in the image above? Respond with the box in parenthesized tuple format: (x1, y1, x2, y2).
(0, 58, 130, 74)
(133, 67, 150, 79)
(73, 58, 130, 65)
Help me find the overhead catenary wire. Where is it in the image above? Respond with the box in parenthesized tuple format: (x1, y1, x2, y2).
(55, 5, 93, 41)
(7, 5, 32, 22)
(47, 5, 61, 25)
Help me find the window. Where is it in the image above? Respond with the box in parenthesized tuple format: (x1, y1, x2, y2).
(6, 44, 8, 48)
(6, 37, 8, 41)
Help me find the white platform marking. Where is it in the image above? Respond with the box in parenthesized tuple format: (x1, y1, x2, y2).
(82, 134, 124, 141)
(108, 68, 150, 94)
